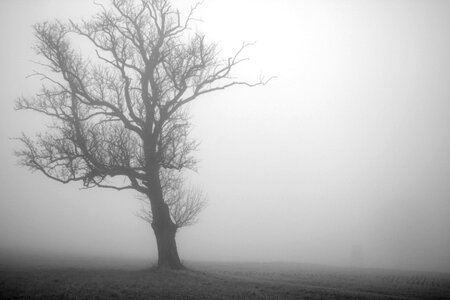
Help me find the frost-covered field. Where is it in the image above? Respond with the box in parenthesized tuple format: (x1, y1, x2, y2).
(1, 261, 449, 299)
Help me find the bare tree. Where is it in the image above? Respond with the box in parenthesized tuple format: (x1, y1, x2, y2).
(15, 0, 270, 269)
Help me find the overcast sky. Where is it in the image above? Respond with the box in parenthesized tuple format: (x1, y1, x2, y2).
(0, 0, 449, 273)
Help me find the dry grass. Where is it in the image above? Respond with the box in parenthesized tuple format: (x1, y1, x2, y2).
(1, 262, 449, 299)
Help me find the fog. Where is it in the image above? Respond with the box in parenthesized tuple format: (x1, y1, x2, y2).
(0, 0, 449, 273)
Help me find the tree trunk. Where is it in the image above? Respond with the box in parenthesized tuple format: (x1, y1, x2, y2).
(146, 173, 184, 269)
(152, 214, 183, 269)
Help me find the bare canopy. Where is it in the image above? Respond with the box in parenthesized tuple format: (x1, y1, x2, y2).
(16, 0, 270, 269)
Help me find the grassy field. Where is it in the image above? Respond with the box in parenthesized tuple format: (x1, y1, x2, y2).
(1, 261, 450, 299)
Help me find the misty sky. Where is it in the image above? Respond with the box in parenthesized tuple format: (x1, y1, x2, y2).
(0, 0, 449, 272)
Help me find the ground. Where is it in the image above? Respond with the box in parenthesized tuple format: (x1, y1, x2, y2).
(1, 261, 450, 299)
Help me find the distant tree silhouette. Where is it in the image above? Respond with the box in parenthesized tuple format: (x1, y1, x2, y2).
(15, 0, 270, 269)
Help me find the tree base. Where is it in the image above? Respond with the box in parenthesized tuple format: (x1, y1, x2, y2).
(152, 219, 183, 271)
(156, 261, 185, 270)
